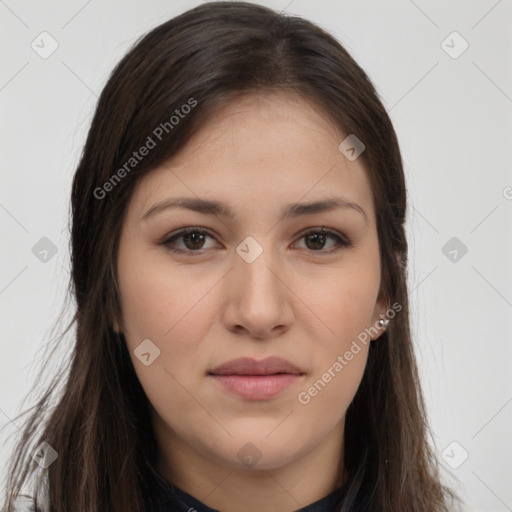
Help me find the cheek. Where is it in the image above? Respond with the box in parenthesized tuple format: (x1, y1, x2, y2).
(117, 257, 216, 431)
(299, 344, 369, 411)
(117, 248, 220, 380)
(301, 262, 380, 344)
(296, 278, 372, 417)
(118, 246, 199, 337)
(293, 254, 379, 406)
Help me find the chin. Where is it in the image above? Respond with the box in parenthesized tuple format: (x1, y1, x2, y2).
(209, 431, 310, 471)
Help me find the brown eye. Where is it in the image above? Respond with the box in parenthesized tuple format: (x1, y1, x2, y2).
(304, 232, 329, 251)
(161, 227, 219, 255)
(295, 228, 352, 254)
(181, 232, 207, 250)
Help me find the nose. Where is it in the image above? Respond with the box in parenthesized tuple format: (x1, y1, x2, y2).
(221, 242, 294, 340)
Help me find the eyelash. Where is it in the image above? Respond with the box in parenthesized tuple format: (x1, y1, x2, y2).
(160, 226, 352, 256)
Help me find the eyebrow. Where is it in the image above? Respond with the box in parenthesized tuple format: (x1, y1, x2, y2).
(141, 196, 367, 224)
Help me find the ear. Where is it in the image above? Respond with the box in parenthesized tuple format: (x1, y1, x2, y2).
(111, 314, 123, 334)
(370, 289, 389, 341)
(370, 251, 403, 340)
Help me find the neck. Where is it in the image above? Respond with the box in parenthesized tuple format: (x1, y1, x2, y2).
(153, 415, 346, 512)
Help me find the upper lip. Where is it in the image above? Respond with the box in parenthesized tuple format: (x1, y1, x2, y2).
(209, 356, 304, 376)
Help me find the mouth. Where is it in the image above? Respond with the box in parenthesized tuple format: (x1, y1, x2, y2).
(208, 356, 305, 400)
(209, 356, 304, 376)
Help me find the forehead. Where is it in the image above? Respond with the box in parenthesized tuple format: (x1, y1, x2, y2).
(171, 91, 346, 166)
(127, 91, 376, 225)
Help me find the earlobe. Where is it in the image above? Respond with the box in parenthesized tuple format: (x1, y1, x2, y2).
(370, 312, 390, 342)
(377, 315, 390, 331)
(370, 291, 391, 341)
(111, 317, 121, 334)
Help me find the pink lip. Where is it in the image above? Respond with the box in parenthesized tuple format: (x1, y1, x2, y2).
(208, 356, 305, 400)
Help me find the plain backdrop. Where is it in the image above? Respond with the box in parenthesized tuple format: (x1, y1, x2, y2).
(1, 1, 511, 510)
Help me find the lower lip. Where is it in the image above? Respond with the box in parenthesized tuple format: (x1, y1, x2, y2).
(209, 374, 303, 400)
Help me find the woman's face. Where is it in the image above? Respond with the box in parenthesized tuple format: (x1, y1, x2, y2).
(115, 92, 386, 480)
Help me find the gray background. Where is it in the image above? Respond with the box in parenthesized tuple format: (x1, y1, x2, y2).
(1, 1, 511, 510)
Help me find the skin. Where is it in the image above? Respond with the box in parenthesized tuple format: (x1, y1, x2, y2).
(113, 91, 387, 512)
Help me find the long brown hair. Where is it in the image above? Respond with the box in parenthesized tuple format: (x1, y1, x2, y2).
(2, 2, 459, 510)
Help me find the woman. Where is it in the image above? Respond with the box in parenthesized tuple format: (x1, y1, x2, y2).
(3, 2, 459, 511)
